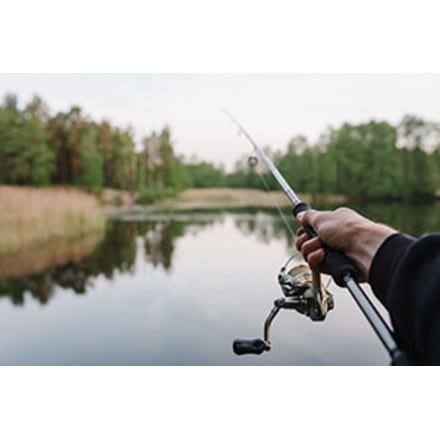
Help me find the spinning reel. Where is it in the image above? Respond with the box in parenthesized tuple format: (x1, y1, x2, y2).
(233, 257, 334, 355)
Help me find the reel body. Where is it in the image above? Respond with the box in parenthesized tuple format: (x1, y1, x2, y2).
(233, 260, 334, 355)
(278, 263, 333, 321)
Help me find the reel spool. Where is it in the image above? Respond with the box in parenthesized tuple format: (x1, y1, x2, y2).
(233, 259, 334, 355)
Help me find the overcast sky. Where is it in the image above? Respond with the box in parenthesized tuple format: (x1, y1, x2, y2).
(1, 73, 440, 170)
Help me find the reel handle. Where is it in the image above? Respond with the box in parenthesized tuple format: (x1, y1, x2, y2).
(293, 203, 359, 287)
(233, 338, 268, 355)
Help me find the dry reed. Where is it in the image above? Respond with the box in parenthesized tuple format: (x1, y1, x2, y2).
(0, 186, 106, 255)
(158, 188, 347, 210)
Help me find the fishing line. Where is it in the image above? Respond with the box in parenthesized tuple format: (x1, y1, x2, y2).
(251, 154, 333, 289)
(227, 112, 297, 243)
(250, 156, 297, 243)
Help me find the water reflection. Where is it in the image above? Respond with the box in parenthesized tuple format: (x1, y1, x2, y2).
(0, 218, 217, 306)
(1, 203, 437, 307)
(350, 201, 440, 237)
(234, 211, 296, 248)
(0, 204, 437, 365)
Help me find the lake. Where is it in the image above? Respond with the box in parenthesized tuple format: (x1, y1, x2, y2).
(0, 203, 438, 365)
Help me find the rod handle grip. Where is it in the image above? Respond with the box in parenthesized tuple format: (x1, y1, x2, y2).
(293, 203, 359, 286)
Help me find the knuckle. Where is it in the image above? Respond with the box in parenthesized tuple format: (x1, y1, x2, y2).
(335, 207, 351, 215)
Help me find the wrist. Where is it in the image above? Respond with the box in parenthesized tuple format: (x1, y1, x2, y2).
(346, 222, 397, 281)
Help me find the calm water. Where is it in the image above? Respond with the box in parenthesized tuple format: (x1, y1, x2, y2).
(0, 203, 438, 365)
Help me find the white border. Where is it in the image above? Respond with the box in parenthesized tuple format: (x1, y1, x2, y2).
(2, 0, 440, 72)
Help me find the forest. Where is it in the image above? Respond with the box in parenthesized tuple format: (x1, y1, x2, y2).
(1, 93, 440, 201)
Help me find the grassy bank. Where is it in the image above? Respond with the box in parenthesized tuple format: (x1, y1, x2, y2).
(153, 188, 348, 211)
(0, 186, 106, 255)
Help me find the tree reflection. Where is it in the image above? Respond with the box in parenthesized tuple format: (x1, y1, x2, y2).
(349, 202, 440, 238)
(234, 209, 297, 250)
(1, 205, 437, 307)
(143, 221, 181, 269)
(0, 221, 137, 305)
(0, 218, 214, 306)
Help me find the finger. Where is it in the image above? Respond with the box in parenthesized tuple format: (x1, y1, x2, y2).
(296, 226, 305, 236)
(299, 236, 322, 259)
(295, 232, 310, 252)
(306, 248, 326, 272)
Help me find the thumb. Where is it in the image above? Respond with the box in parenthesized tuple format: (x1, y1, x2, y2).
(296, 211, 305, 222)
(296, 209, 312, 226)
(296, 208, 320, 230)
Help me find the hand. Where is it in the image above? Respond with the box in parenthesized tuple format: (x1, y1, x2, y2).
(295, 207, 397, 282)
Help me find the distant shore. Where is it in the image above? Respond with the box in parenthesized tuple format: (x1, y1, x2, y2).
(151, 188, 348, 211)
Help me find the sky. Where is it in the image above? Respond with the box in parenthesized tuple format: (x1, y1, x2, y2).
(2, 73, 440, 170)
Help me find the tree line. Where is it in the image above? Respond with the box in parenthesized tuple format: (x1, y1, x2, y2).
(1, 93, 440, 201)
(201, 115, 440, 201)
(0, 93, 190, 201)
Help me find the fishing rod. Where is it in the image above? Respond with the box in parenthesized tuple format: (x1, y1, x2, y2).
(223, 110, 410, 366)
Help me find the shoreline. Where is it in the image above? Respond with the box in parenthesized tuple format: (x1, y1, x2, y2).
(147, 188, 348, 211)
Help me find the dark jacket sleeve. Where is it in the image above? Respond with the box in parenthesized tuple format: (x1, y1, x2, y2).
(370, 233, 440, 365)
